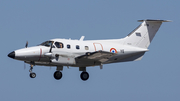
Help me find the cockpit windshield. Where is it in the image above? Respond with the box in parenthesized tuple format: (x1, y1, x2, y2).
(40, 41, 54, 47)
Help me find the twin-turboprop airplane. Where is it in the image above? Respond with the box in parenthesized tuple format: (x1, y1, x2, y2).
(8, 20, 170, 81)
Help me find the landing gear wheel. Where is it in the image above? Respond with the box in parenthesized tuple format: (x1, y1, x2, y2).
(30, 72, 36, 78)
(54, 71, 62, 80)
(80, 72, 89, 81)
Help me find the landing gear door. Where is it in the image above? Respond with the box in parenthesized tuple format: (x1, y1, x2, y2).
(93, 43, 103, 51)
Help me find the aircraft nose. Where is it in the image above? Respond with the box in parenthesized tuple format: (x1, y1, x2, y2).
(8, 51, 15, 59)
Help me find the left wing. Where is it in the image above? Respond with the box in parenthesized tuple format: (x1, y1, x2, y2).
(76, 51, 117, 63)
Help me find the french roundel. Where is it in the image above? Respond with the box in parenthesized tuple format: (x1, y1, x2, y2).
(110, 48, 117, 53)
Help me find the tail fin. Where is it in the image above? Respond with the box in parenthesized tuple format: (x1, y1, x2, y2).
(123, 20, 170, 49)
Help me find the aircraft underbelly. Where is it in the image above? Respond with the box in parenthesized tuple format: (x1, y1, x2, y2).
(75, 59, 101, 67)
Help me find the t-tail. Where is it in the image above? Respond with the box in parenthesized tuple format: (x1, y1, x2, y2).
(123, 19, 171, 49)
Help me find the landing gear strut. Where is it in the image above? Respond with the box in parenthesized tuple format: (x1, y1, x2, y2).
(29, 63, 36, 78)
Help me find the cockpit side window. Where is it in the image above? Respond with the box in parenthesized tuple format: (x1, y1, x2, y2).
(55, 42, 64, 48)
(40, 41, 54, 47)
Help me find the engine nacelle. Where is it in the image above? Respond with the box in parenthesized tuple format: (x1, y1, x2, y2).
(51, 56, 76, 65)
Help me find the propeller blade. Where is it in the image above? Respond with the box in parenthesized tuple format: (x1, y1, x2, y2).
(24, 61, 26, 70)
(49, 42, 53, 53)
(25, 41, 28, 48)
(100, 64, 103, 69)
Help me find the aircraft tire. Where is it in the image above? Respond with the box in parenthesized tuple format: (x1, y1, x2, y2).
(80, 72, 89, 81)
(30, 72, 36, 78)
(54, 71, 62, 80)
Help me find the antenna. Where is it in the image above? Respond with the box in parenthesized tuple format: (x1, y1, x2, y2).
(79, 36, 85, 41)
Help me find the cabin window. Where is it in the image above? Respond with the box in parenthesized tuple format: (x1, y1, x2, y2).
(76, 45, 80, 49)
(55, 42, 64, 48)
(85, 46, 89, 50)
(67, 44, 71, 49)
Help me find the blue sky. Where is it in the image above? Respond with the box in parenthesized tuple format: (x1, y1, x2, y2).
(1, 0, 180, 101)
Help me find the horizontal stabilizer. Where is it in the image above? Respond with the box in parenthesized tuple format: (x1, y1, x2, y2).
(138, 19, 171, 22)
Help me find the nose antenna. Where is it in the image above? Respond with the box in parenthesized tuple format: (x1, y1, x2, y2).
(25, 41, 28, 48)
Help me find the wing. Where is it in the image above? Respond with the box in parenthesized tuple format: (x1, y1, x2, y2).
(76, 51, 117, 63)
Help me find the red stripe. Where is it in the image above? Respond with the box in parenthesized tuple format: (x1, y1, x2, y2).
(93, 43, 103, 51)
(38, 48, 42, 61)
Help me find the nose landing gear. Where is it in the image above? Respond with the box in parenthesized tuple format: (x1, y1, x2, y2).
(30, 72, 36, 78)
(29, 63, 36, 78)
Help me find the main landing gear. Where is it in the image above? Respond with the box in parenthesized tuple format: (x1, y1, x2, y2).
(53, 66, 63, 80)
(54, 71, 62, 80)
(79, 67, 89, 81)
(29, 63, 36, 78)
(53, 66, 89, 81)
(80, 71, 89, 81)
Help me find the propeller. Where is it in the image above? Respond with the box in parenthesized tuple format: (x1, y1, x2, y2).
(49, 41, 53, 53)
(24, 41, 28, 70)
(25, 41, 28, 48)
(24, 61, 26, 70)
(44, 42, 53, 57)
(44, 41, 54, 60)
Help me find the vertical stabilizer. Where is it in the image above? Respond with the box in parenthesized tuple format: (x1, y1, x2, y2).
(123, 20, 170, 49)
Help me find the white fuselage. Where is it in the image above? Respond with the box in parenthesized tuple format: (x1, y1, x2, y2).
(12, 38, 148, 67)
(7, 20, 169, 81)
